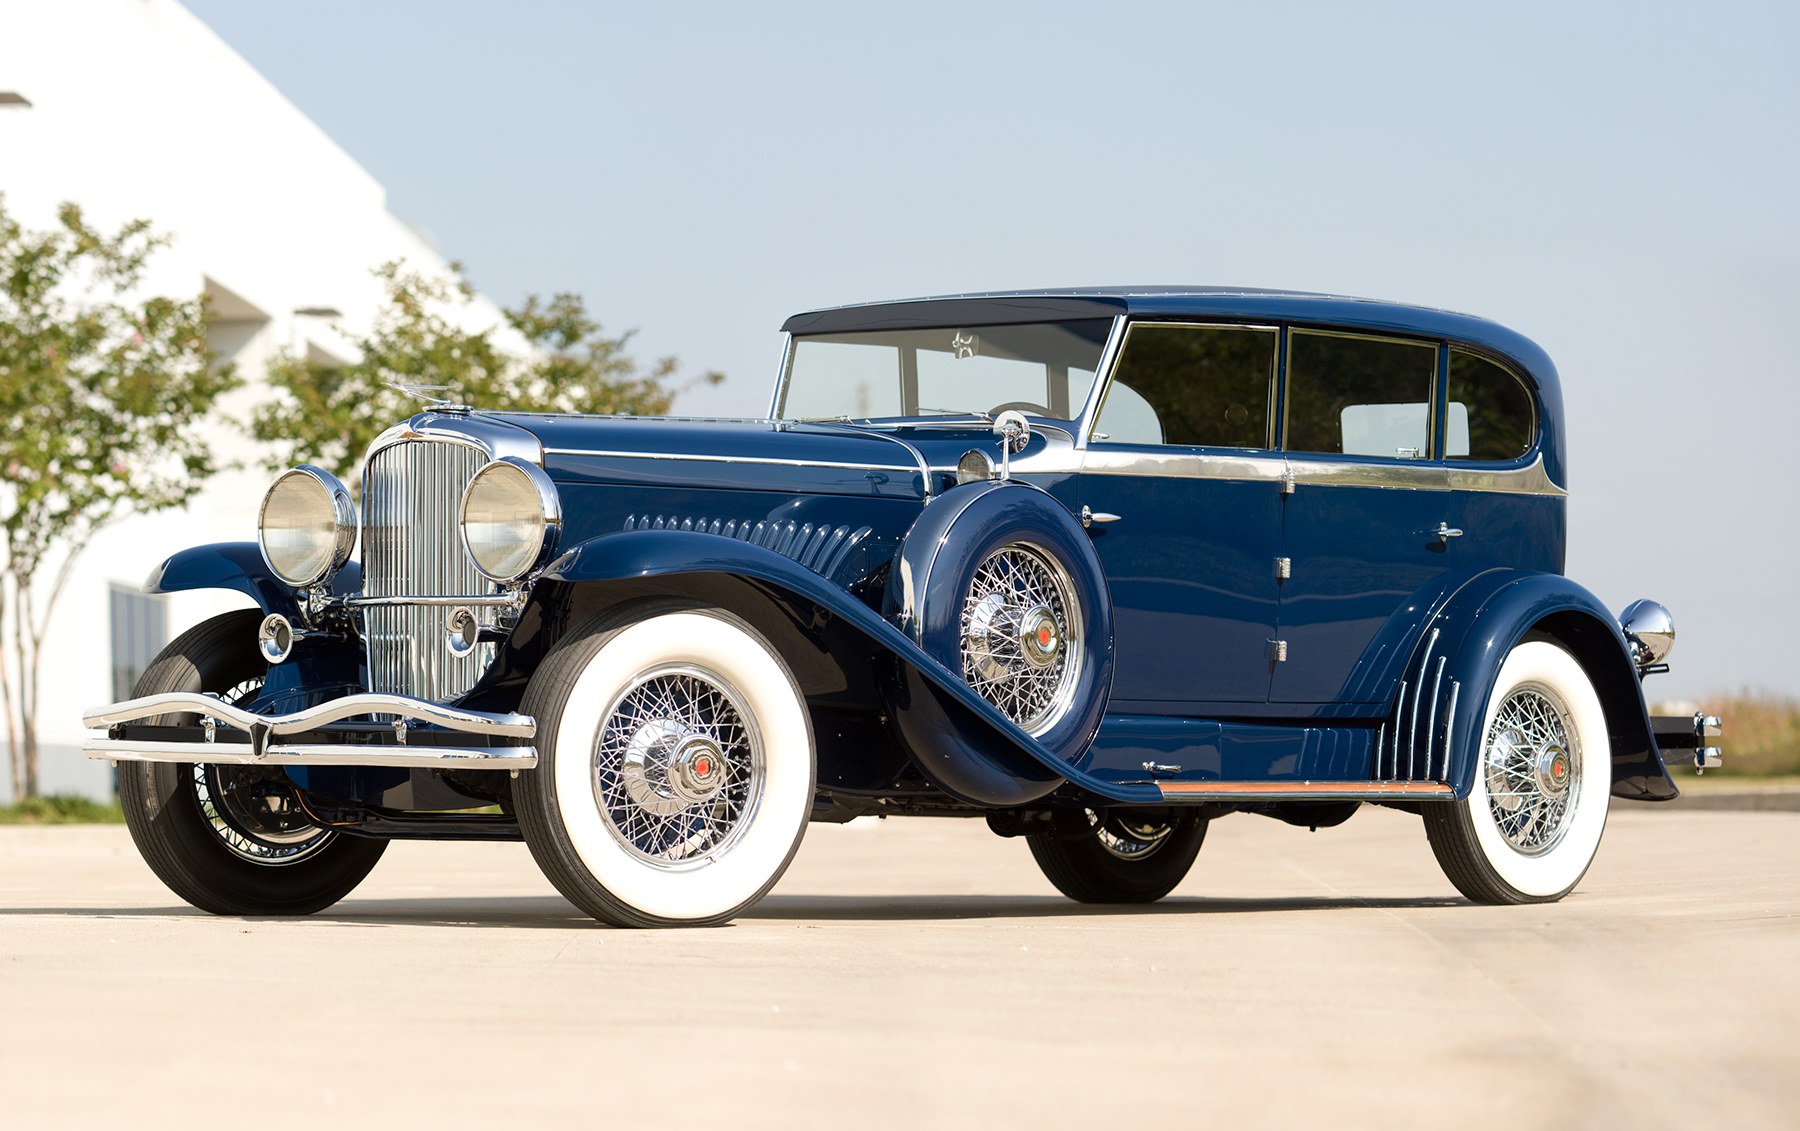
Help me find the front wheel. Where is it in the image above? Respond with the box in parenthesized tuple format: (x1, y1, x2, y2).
(514, 605, 815, 927)
(1028, 811, 1208, 903)
(118, 610, 387, 916)
(1424, 641, 1610, 904)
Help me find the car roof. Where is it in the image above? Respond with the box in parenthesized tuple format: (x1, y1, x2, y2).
(782, 286, 1567, 488)
(781, 286, 1553, 383)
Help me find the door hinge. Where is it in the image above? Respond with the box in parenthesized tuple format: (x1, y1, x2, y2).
(1269, 639, 1289, 663)
(1275, 556, 1291, 581)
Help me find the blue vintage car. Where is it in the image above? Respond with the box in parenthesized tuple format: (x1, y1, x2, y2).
(84, 288, 1721, 925)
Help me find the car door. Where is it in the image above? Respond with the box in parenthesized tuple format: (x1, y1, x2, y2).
(1077, 322, 1284, 708)
(1272, 329, 1457, 705)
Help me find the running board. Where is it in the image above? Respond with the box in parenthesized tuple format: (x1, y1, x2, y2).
(1156, 781, 1453, 801)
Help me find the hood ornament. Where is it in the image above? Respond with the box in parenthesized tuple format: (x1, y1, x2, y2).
(384, 381, 468, 411)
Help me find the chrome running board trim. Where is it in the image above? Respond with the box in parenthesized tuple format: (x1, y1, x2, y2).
(1156, 781, 1453, 800)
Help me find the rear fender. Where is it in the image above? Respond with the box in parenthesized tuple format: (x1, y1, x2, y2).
(1414, 571, 1676, 802)
(520, 530, 1151, 807)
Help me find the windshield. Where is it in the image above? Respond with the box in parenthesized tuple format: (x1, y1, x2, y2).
(777, 319, 1115, 421)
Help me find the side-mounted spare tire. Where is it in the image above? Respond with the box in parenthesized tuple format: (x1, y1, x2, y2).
(887, 479, 1113, 775)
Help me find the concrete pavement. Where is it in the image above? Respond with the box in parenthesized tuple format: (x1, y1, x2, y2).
(2, 804, 1795, 1129)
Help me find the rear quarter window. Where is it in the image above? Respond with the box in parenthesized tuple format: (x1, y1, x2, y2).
(1446, 350, 1535, 461)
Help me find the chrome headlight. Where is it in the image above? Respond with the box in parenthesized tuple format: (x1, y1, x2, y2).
(459, 458, 561, 583)
(257, 466, 356, 588)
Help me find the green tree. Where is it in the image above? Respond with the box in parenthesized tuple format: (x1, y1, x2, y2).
(252, 262, 722, 483)
(0, 198, 238, 799)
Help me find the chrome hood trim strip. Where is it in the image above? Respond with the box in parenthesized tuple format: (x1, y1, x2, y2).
(542, 447, 909, 473)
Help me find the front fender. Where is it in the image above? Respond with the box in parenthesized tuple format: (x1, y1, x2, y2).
(1416, 570, 1676, 803)
(533, 529, 1152, 807)
(145, 542, 363, 616)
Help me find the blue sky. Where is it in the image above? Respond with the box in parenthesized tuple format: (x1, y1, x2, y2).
(184, 0, 1798, 700)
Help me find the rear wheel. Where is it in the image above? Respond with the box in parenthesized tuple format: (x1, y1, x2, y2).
(118, 610, 387, 916)
(514, 605, 815, 927)
(1424, 641, 1610, 904)
(1028, 811, 1208, 903)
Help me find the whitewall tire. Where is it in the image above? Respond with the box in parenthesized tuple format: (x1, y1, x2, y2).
(1425, 641, 1610, 904)
(515, 605, 815, 927)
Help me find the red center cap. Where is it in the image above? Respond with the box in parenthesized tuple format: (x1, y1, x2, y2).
(695, 756, 711, 777)
(1039, 625, 1053, 648)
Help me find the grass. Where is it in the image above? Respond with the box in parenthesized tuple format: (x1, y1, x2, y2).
(1655, 692, 1800, 778)
(0, 794, 125, 824)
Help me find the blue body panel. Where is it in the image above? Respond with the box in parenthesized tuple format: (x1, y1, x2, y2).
(144, 541, 357, 618)
(1273, 470, 1454, 704)
(1072, 457, 1281, 705)
(535, 528, 1165, 808)
(1416, 570, 1676, 801)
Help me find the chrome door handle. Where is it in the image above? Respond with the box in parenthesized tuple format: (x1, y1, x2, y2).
(1080, 505, 1121, 529)
(1433, 523, 1464, 541)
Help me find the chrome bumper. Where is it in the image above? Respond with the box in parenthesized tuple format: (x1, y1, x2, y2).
(82, 692, 537, 771)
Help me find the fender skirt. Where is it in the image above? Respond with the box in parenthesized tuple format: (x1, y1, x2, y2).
(537, 530, 1150, 808)
(1414, 570, 1678, 803)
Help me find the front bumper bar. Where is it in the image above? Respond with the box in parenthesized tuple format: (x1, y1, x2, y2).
(83, 692, 538, 771)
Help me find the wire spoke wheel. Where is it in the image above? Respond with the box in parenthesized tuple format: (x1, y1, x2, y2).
(1481, 684, 1580, 855)
(515, 605, 814, 927)
(592, 664, 763, 869)
(960, 543, 1081, 734)
(1424, 641, 1610, 904)
(191, 674, 337, 867)
(117, 609, 387, 916)
(1092, 812, 1177, 861)
(1028, 810, 1208, 904)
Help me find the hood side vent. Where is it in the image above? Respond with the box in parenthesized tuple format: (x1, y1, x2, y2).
(624, 514, 872, 579)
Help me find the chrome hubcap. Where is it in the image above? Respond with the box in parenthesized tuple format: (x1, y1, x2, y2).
(1094, 812, 1174, 860)
(960, 544, 1081, 735)
(594, 665, 762, 868)
(1483, 684, 1581, 855)
(1019, 606, 1061, 668)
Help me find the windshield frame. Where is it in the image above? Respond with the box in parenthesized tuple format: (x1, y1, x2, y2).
(770, 316, 1125, 432)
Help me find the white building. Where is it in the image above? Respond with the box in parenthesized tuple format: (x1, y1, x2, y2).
(0, 0, 521, 800)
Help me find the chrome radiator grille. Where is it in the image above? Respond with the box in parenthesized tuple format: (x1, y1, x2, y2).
(361, 439, 497, 702)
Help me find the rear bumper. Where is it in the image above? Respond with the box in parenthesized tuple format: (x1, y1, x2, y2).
(1650, 711, 1724, 771)
(82, 691, 537, 771)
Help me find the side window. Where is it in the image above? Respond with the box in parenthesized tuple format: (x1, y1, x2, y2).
(1285, 331, 1437, 458)
(1092, 324, 1277, 448)
(1446, 349, 1534, 461)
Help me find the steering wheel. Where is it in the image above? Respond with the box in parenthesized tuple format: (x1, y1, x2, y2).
(989, 401, 1052, 416)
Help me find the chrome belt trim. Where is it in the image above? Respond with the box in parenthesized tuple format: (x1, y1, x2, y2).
(84, 739, 537, 770)
(83, 692, 535, 739)
(1080, 449, 1565, 496)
